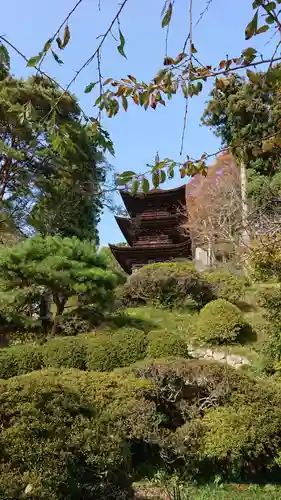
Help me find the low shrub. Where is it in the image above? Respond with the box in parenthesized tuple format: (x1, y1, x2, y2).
(0, 343, 43, 379)
(202, 269, 248, 305)
(84, 328, 148, 371)
(42, 336, 86, 370)
(119, 261, 214, 310)
(146, 330, 189, 359)
(0, 368, 157, 500)
(196, 299, 248, 345)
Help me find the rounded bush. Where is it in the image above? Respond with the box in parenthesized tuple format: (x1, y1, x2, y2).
(202, 269, 248, 305)
(42, 336, 86, 370)
(119, 261, 213, 309)
(85, 328, 148, 371)
(146, 330, 189, 359)
(0, 343, 43, 379)
(196, 298, 247, 345)
(0, 369, 156, 499)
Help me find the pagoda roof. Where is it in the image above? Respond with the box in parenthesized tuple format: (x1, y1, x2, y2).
(109, 240, 191, 274)
(115, 216, 134, 246)
(119, 185, 187, 217)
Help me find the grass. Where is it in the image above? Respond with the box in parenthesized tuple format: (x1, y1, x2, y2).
(134, 481, 281, 499)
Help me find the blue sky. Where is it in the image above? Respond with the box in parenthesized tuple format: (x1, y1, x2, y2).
(2, 0, 276, 245)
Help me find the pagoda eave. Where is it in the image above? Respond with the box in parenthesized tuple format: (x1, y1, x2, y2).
(109, 240, 192, 274)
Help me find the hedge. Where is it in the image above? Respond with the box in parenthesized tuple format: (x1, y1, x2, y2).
(146, 329, 189, 359)
(42, 336, 86, 370)
(84, 327, 148, 371)
(0, 369, 155, 500)
(119, 261, 214, 309)
(2, 361, 281, 495)
(196, 298, 247, 345)
(0, 343, 43, 379)
(202, 269, 248, 305)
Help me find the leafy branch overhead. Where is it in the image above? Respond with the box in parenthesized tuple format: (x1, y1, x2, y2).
(3, 0, 281, 194)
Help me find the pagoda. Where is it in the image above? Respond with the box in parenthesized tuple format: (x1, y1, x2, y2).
(109, 185, 192, 274)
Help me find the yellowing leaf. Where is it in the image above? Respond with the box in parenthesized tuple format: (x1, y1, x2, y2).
(62, 25, 71, 48)
(245, 10, 258, 40)
(162, 2, 173, 27)
(128, 74, 137, 83)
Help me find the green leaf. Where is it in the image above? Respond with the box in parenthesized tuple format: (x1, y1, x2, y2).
(245, 10, 258, 40)
(62, 25, 71, 48)
(256, 25, 270, 34)
(56, 37, 63, 49)
(43, 38, 52, 53)
(246, 69, 260, 83)
(117, 29, 127, 58)
(152, 172, 160, 188)
(265, 1, 276, 11)
(266, 14, 275, 23)
(162, 2, 173, 28)
(168, 162, 175, 179)
(51, 50, 63, 65)
(191, 43, 197, 54)
(121, 95, 128, 111)
(119, 170, 136, 177)
(26, 54, 42, 67)
(84, 81, 98, 93)
(142, 177, 150, 194)
(131, 179, 139, 194)
(160, 170, 166, 183)
(242, 47, 257, 63)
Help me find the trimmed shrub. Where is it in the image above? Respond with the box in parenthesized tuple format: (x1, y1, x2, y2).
(146, 330, 189, 359)
(119, 261, 214, 309)
(85, 328, 148, 371)
(202, 269, 248, 305)
(0, 368, 157, 500)
(42, 336, 86, 370)
(196, 299, 247, 345)
(0, 343, 43, 379)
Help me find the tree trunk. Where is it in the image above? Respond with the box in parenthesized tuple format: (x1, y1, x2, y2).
(50, 298, 66, 337)
(40, 289, 53, 336)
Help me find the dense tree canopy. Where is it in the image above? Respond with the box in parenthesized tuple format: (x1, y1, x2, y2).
(201, 67, 281, 205)
(0, 235, 117, 335)
(0, 51, 113, 242)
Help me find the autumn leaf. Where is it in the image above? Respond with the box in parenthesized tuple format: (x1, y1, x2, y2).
(62, 25, 71, 48)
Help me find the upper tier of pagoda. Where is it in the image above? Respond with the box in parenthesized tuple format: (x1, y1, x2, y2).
(110, 185, 191, 274)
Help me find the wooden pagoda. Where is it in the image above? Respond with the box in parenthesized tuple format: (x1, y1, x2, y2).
(109, 185, 192, 274)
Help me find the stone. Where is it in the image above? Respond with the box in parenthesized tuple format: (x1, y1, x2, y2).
(213, 351, 226, 361)
(226, 354, 243, 366)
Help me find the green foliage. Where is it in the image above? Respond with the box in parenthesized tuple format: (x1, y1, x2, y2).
(0, 73, 112, 240)
(84, 328, 148, 371)
(196, 299, 247, 345)
(0, 235, 117, 335)
(99, 246, 127, 285)
(42, 336, 86, 370)
(119, 261, 213, 309)
(0, 368, 156, 499)
(202, 269, 248, 305)
(0, 343, 43, 379)
(146, 330, 189, 359)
